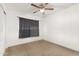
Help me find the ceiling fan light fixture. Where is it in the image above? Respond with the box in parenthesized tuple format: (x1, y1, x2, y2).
(40, 8, 45, 13)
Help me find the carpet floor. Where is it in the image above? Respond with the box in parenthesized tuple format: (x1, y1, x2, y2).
(4, 40, 79, 56)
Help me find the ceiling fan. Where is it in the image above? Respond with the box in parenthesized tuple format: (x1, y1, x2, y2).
(31, 3, 54, 14)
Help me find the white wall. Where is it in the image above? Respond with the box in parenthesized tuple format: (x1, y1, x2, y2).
(5, 9, 43, 47)
(39, 17, 48, 39)
(43, 4, 79, 52)
(0, 6, 6, 55)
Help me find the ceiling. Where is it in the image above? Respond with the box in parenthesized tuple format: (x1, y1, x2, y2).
(4, 3, 75, 15)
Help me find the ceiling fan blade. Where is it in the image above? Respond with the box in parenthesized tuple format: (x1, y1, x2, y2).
(33, 10, 40, 13)
(40, 3, 48, 8)
(45, 8, 54, 10)
(31, 4, 41, 8)
(44, 3, 48, 6)
(39, 3, 43, 7)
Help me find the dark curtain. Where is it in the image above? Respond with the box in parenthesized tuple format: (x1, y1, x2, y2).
(19, 17, 39, 38)
(30, 20, 39, 37)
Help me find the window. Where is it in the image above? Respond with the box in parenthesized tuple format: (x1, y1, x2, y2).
(19, 17, 39, 38)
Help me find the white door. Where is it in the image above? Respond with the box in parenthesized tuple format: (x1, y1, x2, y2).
(0, 5, 6, 56)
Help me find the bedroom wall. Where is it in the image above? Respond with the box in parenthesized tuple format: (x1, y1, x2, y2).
(43, 4, 79, 52)
(5, 9, 43, 47)
(39, 17, 48, 39)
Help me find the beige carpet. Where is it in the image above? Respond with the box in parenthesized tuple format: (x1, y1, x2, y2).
(4, 40, 79, 56)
